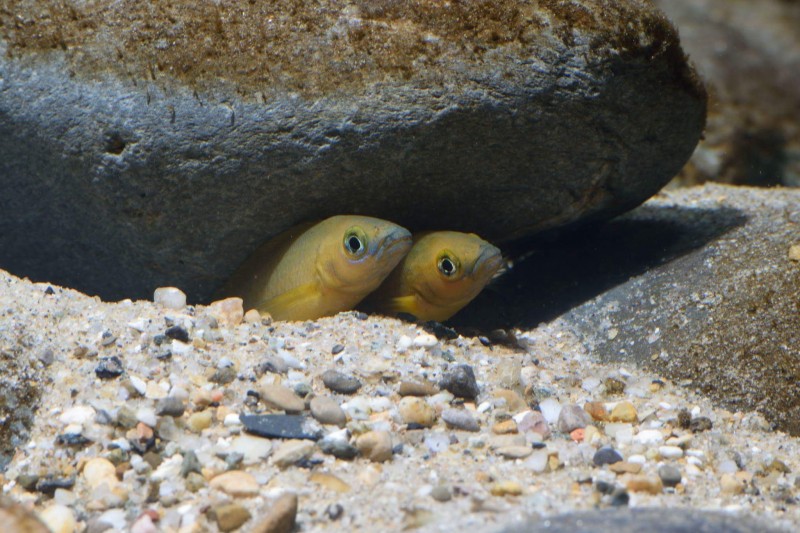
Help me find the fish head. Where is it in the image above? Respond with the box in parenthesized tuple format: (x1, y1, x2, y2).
(317, 215, 412, 295)
(406, 231, 503, 312)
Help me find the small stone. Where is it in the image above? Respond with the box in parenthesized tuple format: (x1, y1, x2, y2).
(36, 477, 75, 495)
(229, 435, 273, 465)
(398, 380, 439, 397)
(626, 475, 663, 495)
(439, 364, 479, 400)
(557, 403, 592, 433)
(250, 493, 297, 533)
(604, 377, 626, 395)
(181, 451, 202, 477)
(677, 408, 692, 428)
(584, 401, 608, 421)
(492, 419, 518, 434)
(155, 396, 185, 417)
(659, 445, 684, 459)
(634, 429, 665, 446)
(210, 470, 260, 497)
(185, 472, 206, 493)
(256, 354, 289, 375)
(17, 474, 40, 491)
(789, 244, 800, 261)
(355, 431, 393, 462)
(39, 505, 77, 533)
(153, 287, 186, 310)
(95, 356, 124, 379)
(261, 385, 305, 413)
(59, 405, 96, 426)
(720, 473, 747, 495)
(413, 333, 439, 348)
(210, 366, 237, 385)
(430, 485, 452, 502)
(490, 480, 523, 496)
(241, 414, 322, 440)
(442, 408, 480, 432)
(516, 411, 551, 438)
(609, 401, 638, 423)
(398, 397, 437, 427)
(187, 411, 213, 432)
(244, 309, 261, 323)
(208, 297, 244, 327)
(325, 503, 344, 521)
(538, 398, 562, 424)
(609, 461, 642, 474)
(309, 472, 351, 493)
(658, 464, 682, 487)
(116, 406, 138, 428)
(570, 428, 585, 442)
(130, 514, 158, 533)
(165, 325, 190, 343)
(492, 389, 526, 412)
(593, 446, 623, 466)
(210, 503, 252, 532)
(271, 440, 316, 468)
(83, 458, 118, 489)
(321, 369, 362, 394)
(309, 396, 347, 427)
(495, 446, 533, 459)
(690, 416, 713, 432)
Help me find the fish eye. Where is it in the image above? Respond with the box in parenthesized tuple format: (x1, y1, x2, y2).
(343, 229, 366, 257)
(438, 256, 457, 277)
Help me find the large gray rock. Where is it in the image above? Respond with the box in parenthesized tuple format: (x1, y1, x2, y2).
(0, 0, 705, 302)
(455, 184, 800, 435)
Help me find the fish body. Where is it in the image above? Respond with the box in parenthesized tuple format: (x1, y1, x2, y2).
(217, 215, 412, 321)
(361, 231, 502, 322)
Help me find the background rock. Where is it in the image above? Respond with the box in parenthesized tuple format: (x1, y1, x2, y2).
(456, 184, 800, 435)
(0, 0, 704, 302)
(656, 0, 800, 187)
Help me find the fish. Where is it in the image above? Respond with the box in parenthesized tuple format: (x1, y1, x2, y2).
(216, 215, 412, 321)
(360, 231, 503, 322)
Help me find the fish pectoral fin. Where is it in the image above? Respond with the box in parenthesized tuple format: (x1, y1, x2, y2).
(256, 282, 323, 321)
(384, 295, 420, 317)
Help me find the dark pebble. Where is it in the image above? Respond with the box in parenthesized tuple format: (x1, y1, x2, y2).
(353, 312, 369, 320)
(56, 433, 92, 447)
(318, 438, 359, 460)
(44, 285, 55, 295)
(611, 489, 630, 507)
(156, 396, 186, 417)
(241, 414, 322, 440)
(17, 474, 39, 491)
(295, 457, 324, 469)
(690, 416, 713, 432)
(325, 503, 344, 521)
(677, 408, 692, 429)
(593, 446, 623, 466)
(439, 364, 479, 400)
(658, 464, 682, 487)
(293, 383, 313, 398)
(321, 369, 362, 394)
(331, 344, 345, 355)
(153, 334, 167, 346)
(604, 377, 626, 395)
(478, 336, 492, 347)
(210, 366, 237, 384)
(165, 325, 190, 343)
(255, 355, 289, 376)
(143, 451, 163, 469)
(95, 356, 124, 378)
(100, 331, 116, 346)
(36, 476, 75, 495)
(595, 480, 615, 495)
(422, 321, 458, 340)
(154, 350, 172, 360)
(181, 450, 202, 477)
(406, 423, 426, 430)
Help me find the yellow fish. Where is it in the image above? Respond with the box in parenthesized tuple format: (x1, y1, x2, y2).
(216, 216, 412, 321)
(361, 231, 503, 322)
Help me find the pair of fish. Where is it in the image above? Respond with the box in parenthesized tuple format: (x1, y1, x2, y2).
(216, 215, 502, 322)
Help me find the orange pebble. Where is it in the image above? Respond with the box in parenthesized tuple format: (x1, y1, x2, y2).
(570, 428, 585, 442)
(211, 389, 224, 403)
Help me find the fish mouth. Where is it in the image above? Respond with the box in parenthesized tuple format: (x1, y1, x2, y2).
(376, 227, 412, 260)
(470, 245, 503, 278)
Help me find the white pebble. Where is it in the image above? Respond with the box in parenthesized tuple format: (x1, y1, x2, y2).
(581, 377, 601, 392)
(127, 318, 149, 332)
(171, 340, 192, 355)
(413, 333, 438, 349)
(40, 504, 76, 533)
(217, 357, 234, 368)
(424, 432, 450, 453)
(628, 454, 647, 465)
(151, 455, 183, 482)
(97, 509, 127, 531)
(524, 449, 549, 473)
(129, 375, 147, 396)
(634, 429, 664, 446)
(687, 456, 703, 467)
(718, 459, 738, 474)
(154, 287, 187, 310)
(224, 413, 242, 426)
(396, 335, 413, 353)
(136, 408, 158, 427)
(659, 445, 684, 459)
(228, 435, 273, 465)
(538, 398, 562, 425)
(59, 406, 96, 426)
(278, 349, 305, 369)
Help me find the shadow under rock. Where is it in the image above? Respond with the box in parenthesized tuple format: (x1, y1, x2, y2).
(450, 203, 748, 331)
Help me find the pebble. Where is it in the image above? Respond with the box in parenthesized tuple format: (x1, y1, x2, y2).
(491, 480, 523, 496)
(609, 461, 642, 474)
(538, 398, 562, 425)
(413, 333, 439, 348)
(153, 287, 186, 309)
(272, 440, 316, 468)
(495, 446, 533, 459)
(516, 411, 551, 439)
(321, 369, 362, 394)
(209, 470, 260, 497)
(39, 504, 77, 533)
(658, 464, 683, 487)
(82, 458, 118, 489)
(309, 395, 347, 426)
(492, 389, 526, 412)
(261, 385, 305, 413)
(310, 472, 351, 493)
(634, 429, 665, 445)
(626, 475, 663, 495)
(325, 503, 344, 521)
(398, 380, 439, 397)
(95, 356, 124, 379)
(250, 493, 297, 533)
(208, 297, 244, 327)
(690, 416, 713, 432)
(398, 397, 437, 427)
(659, 445, 685, 459)
(209, 503, 252, 532)
(789, 243, 800, 261)
(439, 364, 480, 400)
(556, 403, 592, 433)
(243, 308, 262, 323)
(210, 366, 237, 385)
(442, 408, 480, 432)
(180, 451, 202, 477)
(525, 449, 550, 472)
(36, 477, 75, 495)
(492, 419, 518, 434)
(59, 405, 96, 426)
(609, 401, 638, 423)
(355, 431, 393, 462)
(319, 434, 359, 460)
(186, 411, 213, 432)
(430, 485, 452, 502)
(241, 414, 323, 440)
(593, 446, 623, 466)
(720, 473, 747, 495)
(584, 401, 609, 421)
(164, 325, 189, 343)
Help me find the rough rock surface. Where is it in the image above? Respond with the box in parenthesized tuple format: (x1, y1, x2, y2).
(656, 0, 800, 187)
(456, 184, 800, 435)
(0, 0, 705, 302)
